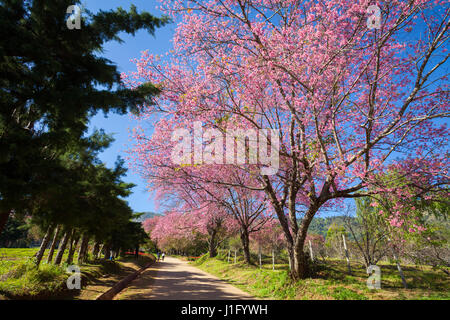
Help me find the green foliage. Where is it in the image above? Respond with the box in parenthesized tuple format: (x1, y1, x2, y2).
(325, 222, 347, 250)
(0, 214, 30, 247)
(228, 236, 243, 250)
(0, 0, 166, 225)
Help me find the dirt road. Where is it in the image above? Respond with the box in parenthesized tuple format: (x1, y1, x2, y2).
(115, 256, 254, 300)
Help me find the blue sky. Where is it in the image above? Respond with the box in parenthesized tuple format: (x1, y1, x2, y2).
(85, 0, 174, 213)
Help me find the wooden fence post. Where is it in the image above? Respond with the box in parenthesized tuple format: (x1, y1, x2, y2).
(258, 246, 262, 269)
(272, 249, 275, 271)
(342, 234, 351, 274)
(308, 240, 314, 262)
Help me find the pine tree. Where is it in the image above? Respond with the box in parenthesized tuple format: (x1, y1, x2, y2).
(0, 0, 168, 234)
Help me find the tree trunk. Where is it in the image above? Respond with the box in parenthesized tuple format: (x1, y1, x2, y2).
(208, 229, 218, 258)
(83, 236, 90, 262)
(267, 184, 319, 279)
(135, 246, 139, 259)
(54, 230, 71, 265)
(104, 244, 111, 260)
(292, 238, 310, 280)
(227, 249, 231, 263)
(66, 233, 80, 265)
(0, 210, 11, 237)
(95, 244, 103, 259)
(393, 250, 408, 289)
(288, 205, 320, 279)
(35, 224, 55, 266)
(240, 228, 251, 264)
(77, 234, 89, 265)
(46, 225, 61, 264)
(91, 241, 100, 259)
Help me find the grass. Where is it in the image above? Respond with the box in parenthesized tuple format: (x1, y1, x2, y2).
(0, 259, 73, 299)
(0, 248, 154, 300)
(192, 252, 450, 300)
(192, 253, 299, 299)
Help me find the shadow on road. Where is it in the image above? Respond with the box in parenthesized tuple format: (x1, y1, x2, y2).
(116, 257, 254, 300)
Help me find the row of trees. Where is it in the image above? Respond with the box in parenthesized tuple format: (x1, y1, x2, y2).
(128, 0, 449, 279)
(144, 210, 285, 264)
(30, 131, 150, 267)
(0, 0, 168, 264)
(144, 195, 449, 276)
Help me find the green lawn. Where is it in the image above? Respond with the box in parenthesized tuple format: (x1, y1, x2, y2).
(0, 248, 153, 299)
(192, 253, 450, 300)
(0, 247, 78, 264)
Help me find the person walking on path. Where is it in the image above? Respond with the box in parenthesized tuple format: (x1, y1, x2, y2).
(161, 252, 165, 261)
(156, 251, 161, 261)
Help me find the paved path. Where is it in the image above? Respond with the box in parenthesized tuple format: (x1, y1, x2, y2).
(115, 256, 254, 300)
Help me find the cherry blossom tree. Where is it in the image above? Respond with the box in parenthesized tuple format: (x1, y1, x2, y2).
(127, 0, 449, 279)
(144, 204, 237, 257)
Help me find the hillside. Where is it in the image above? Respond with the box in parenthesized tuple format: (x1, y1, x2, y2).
(308, 216, 351, 238)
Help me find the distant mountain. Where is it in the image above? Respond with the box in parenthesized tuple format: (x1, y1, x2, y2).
(133, 212, 162, 223)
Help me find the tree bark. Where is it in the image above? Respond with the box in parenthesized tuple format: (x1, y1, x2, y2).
(95, 244, 103, 259)
(66, 233, 80, 265)
(240, 228, 251, 264)
(393, 250, 408, 289)
(264, 175, 322, 279)
(208, 229, 218, 258)
(77, 234, 89, 265)
(292, 243, 309, 279)
(289, 205, 320, 279)
(91, 241, 100, 259)
(46, 225, 61, 264)
(0, 210, 11, 237)
(104, 243, 111, 260)
(35, 224, 55, 267)
(54, 230, 71, 265)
